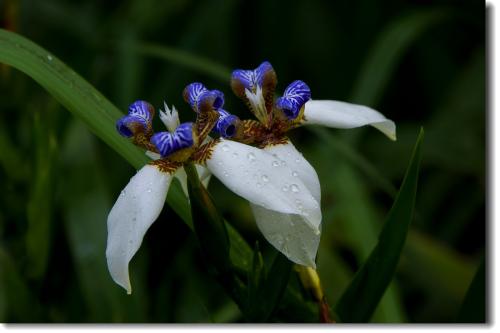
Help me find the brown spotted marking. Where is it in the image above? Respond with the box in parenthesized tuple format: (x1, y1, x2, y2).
(195, 109, 220, 143)
(191, 138, 221, 165)
(150, 159, 182, 174)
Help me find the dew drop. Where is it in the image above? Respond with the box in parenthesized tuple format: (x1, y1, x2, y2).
(222, 144, 229, 152)
(120, 190, 126, 197)
(281, 160, 287, 166)
(247, 152, 256, 162)
(292, 171, 299, 177)
(146, 188, 152, 193)
(232, 152, 239, 157)
(295, 158, 301, 163)
(256, 182, 262, 188)
(47, 54, 53, 61)
(261, 175, 269, 182)
(272, 160, 280, 167)
(290, 184, 300, 193)
(282, 185, 289, 192)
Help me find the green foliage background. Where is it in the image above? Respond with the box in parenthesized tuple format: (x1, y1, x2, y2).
(0, 0, 485, 323)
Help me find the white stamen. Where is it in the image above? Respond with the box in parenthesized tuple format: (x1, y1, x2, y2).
(244, 86, 268, 125)
(160, 101, 180, 133)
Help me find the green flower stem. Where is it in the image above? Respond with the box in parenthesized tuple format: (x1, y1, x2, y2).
(184, 163, 248, 311)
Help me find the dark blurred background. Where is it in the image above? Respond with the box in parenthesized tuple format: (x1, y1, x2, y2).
(0, 0, 485, 323)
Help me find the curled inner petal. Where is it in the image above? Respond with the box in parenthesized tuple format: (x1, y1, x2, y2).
(214, 109, 240, 138)
(128, 100, 155, 123)
(183, 82, 224, 112)
(116, 114, 148, 138)
(276, 80, 311, 120)
(231, 61, 275, 94)
(151, 123, 195, 157)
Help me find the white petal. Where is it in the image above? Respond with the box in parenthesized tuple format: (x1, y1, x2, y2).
(106, 164, 173, 294)
(251, 203, 320, 268)
(175, 165, 212, 197)
(205, 139, 321, 230)
(263, 141, 320, 203)
(303, 100, 396, 140)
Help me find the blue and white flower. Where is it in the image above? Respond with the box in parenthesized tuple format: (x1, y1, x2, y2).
(107, 83, 321, 294)
(227, 61, 396, 270)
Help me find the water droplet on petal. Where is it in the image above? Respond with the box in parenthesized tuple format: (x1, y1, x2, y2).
(261, 175, 269, 182)
(222, 144, 229, 152)
(146, 188, 152, 193)
(292, 171, 299, 177)
(282, 185, 289, 192)
(290, 184, 300, 193)
(295, 158, 301, 163)
(281, 161, 287, 166)
(247, 153, 256, 162)
(256, 182, 262, 188)
(272, 160, 280, 167)
(232, 152, 239, 157)
(47, 54, 53, 61)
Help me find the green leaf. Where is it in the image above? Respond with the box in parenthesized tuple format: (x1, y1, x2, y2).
(457, 257, 486, 323)
(350, 10, 449, 105)
(59, 120, 147, 322)
(132, 42, 231, 83)
(185, 163, 231, 274)
(0, 28, 189, 225)
(0, 247, 42, 322)
(246, 250, 293, 322)
(335, 128, 424, 323)
(25, 106, 58, 279)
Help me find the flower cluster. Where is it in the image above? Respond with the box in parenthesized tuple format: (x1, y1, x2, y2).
(108, 61, 396, 294)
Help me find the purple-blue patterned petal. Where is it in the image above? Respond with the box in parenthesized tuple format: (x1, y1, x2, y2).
(128, 100, 154, 123)
(116, 114, 147, 138)
(214, 109, 239, 138)
(183, 82, 207, 109)
(231, 61, 274, 92)
(151, 123, 195, 157)
(254, 61, 274, 88)
(183, 83, 224, 112)
(275, 80, 311, 120)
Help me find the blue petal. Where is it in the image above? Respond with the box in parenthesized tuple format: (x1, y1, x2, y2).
(183, 83, 224, 111)
(151, 123, 195, 157)
(116, 115, 147, 138)
(231, 61, 274, 92)
(214, 109, 239, 138)
(254, 61, 274, 88)
(128, 100, 154, 123)
(275, 80, 311, 119)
